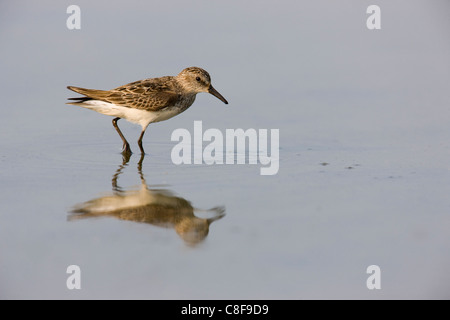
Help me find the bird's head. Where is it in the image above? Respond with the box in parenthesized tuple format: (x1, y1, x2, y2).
(177, 67, 228, 104)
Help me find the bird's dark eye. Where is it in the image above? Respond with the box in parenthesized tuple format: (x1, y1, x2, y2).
(196, 77, 201, 82)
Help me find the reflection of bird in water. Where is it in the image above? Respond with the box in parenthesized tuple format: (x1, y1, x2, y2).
(69, 155, 225, 246)
(67, 67, 228, 155)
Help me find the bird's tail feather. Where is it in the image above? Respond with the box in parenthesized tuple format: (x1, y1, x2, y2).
(66, 86, 109, 103)
(67, 96, 93, 103)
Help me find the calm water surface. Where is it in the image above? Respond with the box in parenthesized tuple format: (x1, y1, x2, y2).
(1, 1, 450, 299)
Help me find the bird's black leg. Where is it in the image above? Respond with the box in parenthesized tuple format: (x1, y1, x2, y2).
(112, 117, 132, 155)
(137, 129, 146, 154)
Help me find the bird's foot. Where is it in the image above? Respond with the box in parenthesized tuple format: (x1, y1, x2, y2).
(121, 143, 132, 158)
(122, 142, 131, 152)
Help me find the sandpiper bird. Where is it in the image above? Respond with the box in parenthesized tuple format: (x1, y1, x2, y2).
(69, 156, 225, 246)
(67, 67, 228, 154)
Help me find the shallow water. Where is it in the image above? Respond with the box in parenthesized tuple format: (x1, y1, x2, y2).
(1, 1, 450, 299)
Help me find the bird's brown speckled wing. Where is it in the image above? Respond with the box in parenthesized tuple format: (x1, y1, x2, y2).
(67, 77, 181, 111)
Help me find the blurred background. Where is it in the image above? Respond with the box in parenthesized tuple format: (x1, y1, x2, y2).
(0, 0, 449, 299)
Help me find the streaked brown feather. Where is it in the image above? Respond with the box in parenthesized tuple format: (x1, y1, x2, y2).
(67, 77, 182, 112)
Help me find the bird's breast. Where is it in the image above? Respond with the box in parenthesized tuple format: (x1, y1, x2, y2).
(149, 95, 195, 123)
(176, 94, 196, 111)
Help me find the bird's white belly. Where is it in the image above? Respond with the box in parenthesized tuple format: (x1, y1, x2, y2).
(151, 107, 185, 123)
(76, 100, 185, 129)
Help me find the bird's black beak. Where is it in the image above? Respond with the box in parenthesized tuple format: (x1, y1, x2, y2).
(208, 85, 228, 104)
